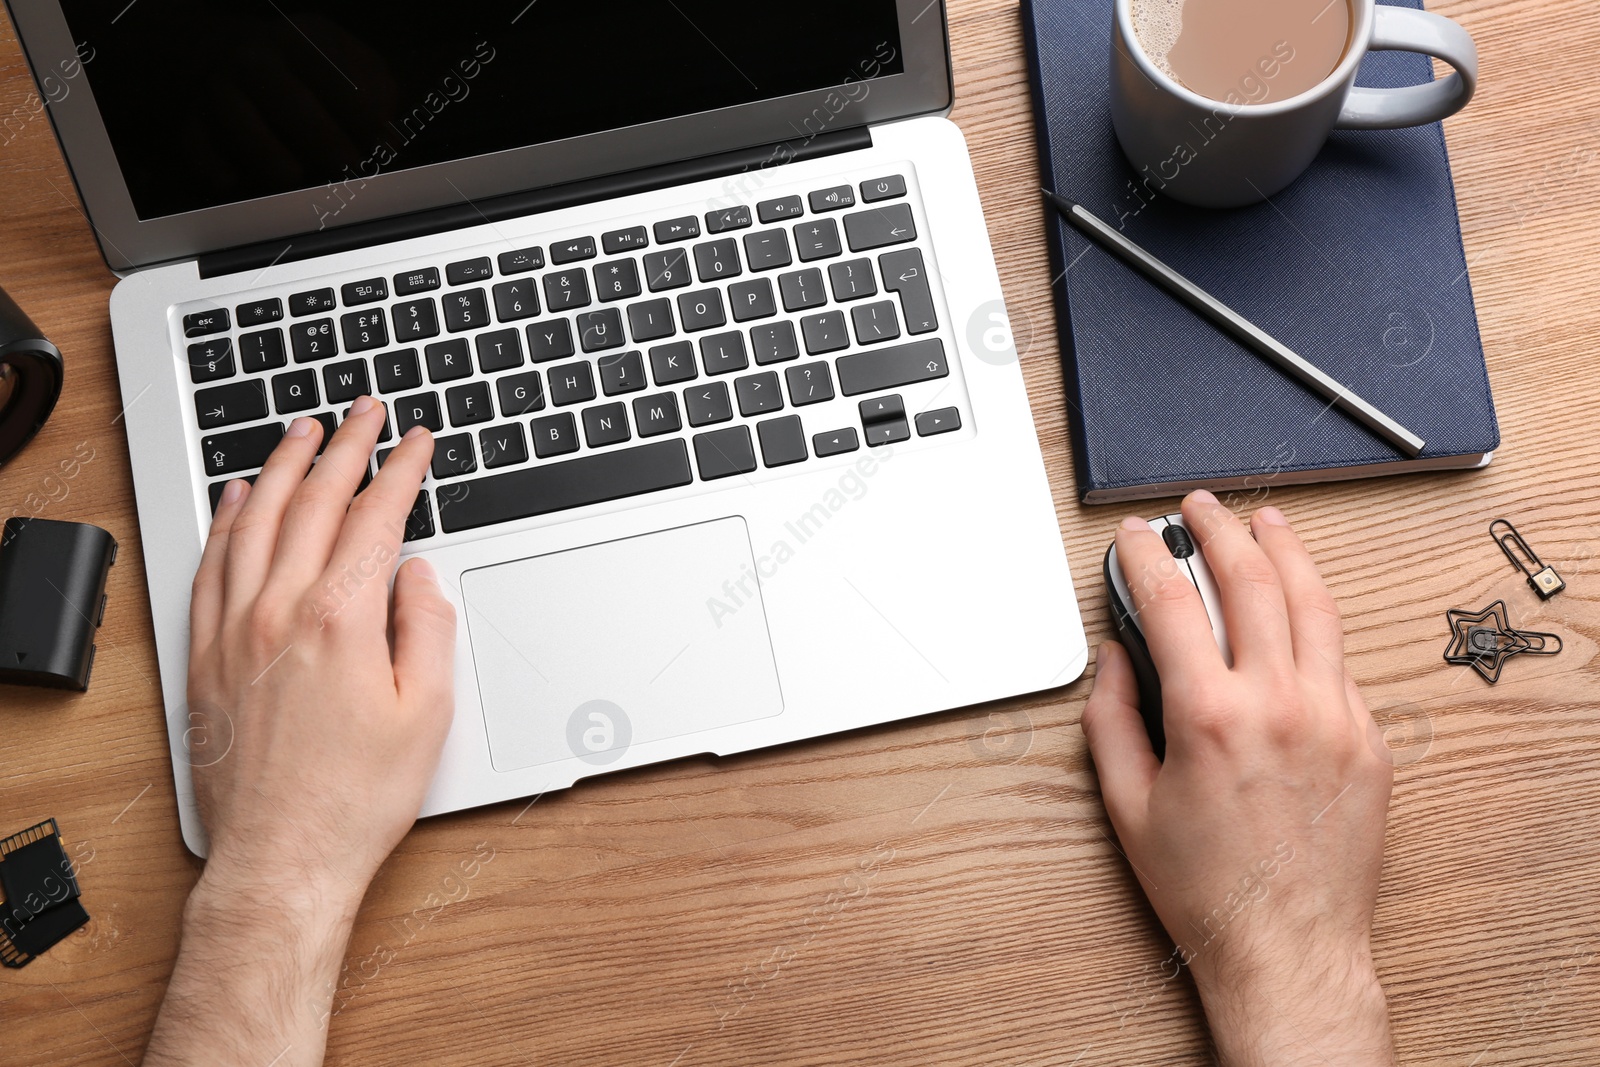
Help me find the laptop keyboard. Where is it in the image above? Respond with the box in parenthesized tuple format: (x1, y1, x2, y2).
(181, 170, 965, 542)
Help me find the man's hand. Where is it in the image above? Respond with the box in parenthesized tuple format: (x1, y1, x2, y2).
(1081, 492, 1396, 1067)
(146, 401, 456, 1066)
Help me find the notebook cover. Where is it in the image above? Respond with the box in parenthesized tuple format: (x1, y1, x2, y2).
(1020, 0, 1499, 502)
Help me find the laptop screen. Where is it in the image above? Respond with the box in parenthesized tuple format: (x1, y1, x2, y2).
(58, 1, 906, 222)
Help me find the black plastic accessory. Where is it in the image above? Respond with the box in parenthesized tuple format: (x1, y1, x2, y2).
(0, 517, 116, 691)
(1443, 599, 1562, 684)
(1489, 519, 1565, 600)
(0, 819, 89, 967)
(0, 284, 65, 468)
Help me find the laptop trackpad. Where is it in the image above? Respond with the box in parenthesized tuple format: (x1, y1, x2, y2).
(461, 518, 784, 773)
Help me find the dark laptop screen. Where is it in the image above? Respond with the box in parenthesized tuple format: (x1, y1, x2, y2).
(58, 2, 906, 221)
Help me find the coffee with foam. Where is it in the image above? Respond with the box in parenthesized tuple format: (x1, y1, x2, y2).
(1130, 0, 1352, 105)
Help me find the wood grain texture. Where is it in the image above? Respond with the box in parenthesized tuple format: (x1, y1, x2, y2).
(1, 1, 1598, 1063)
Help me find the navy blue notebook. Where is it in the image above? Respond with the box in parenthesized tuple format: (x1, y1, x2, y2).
(1021, 0, 1498, 503)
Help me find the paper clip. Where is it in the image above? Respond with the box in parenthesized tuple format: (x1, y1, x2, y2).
(1489, 519, 1565, 600)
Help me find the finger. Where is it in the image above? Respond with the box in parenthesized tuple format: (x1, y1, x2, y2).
(322, 426, 434, 618)
(1181, 490, 1293, 673)
(269, 396, 389, 588)
(1250, 506, 1345, 685)
(191, 479, 252, 644)
(1115, 515, 1226, 685)
(222, 416, 324, 607)
(391, 558, 458, 723)
(1080, 642, 1160, 826)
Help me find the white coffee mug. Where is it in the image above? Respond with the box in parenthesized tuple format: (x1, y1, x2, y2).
(1110, 0, 1478, 208)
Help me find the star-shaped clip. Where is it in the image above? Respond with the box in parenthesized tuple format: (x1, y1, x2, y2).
(1443, 600, 1564, 683)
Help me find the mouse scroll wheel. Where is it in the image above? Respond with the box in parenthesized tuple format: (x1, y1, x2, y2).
(1162, 524, 1195, 559)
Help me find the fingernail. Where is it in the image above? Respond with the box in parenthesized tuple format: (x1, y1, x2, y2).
(1257, 506, 1290, 527)
(1120, 515, 1148, 532)
(288, 416, 316, 438)
(1191, 489, 1218, 505)
(403, 424, 430, 441)
(221, 479, 245, 505)
(350, 394, 377, 416)
(408, 558, 437, 583)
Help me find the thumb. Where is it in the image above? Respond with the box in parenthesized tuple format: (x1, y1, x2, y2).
(1080, 641, 1160, 826)
(391, 557, 458, 718)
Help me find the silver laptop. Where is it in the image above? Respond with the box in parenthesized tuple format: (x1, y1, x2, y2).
(9, 0, 1086, 854)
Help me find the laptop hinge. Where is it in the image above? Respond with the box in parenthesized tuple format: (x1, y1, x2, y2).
(198, 128, 874, 279)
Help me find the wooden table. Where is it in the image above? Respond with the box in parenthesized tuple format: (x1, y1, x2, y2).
(3, 2, 1598, 1063)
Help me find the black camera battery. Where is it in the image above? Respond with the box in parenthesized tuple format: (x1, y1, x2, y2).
(0, 517, 116, 691)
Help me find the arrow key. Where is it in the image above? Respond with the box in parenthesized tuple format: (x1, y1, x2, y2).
(195, 379, 269, 430)
(915, 407, 962, 437)
(812, 427, 859, 457)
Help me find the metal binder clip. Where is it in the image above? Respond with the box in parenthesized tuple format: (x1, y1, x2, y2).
(1489, 519, 1565, 600)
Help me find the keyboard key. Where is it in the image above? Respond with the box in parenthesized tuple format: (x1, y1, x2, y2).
(583, 402, 631, 448)
(785, 362, 835, 406)
(374, 349, 422, 393)
(527, 319, 576, 363)
(603, 226, 649, 255)
(677, 289, 727, 332)
(809, 185, 857, 212)
(497, 247, 545, 275)
(729, 278, 776, 322)
(866, 419, 911, 447)
(735, 371, 783, 417)
(829, 259, 877, 301)
(543, 270, 592, 311)
(577, 308, 625, 352)
(705, 206, 751, 233)
(851, 300, 901, 344)
(548, 361, 597, 406)
(475, 328, 524, 373)
(340, 401, 391, 443)
(496, 370, 546, 415)
(341, 309, 388, 352)
(779, 268, 827, 312)
(880, 248, 938, 334)
(743, 229, 792, 271)
(800, 311, 850, 354)
(272, 368, 319, 413)
(291, 319, 338, 362)
(860, 175, 907, 203)
(439, 438, 692, 533)
(700, 331, 749, 376)
(446, 381, 493, 426)
(341, 278, 388, 306)
(208, 474, 259, 514)
(392, 298, 440, 341)
(654, 216, 701, 243)
(183, 308, 229, 337)
(404, 490, 435, 541)
(236, 299, 283, 327)
(694, 239, 741, 282)
(195, 380, 268, 430)
(531, 412, 579, 458)
(322, 359, 370, 404)
(684, 381, 732, 426)
(394, 267, 441, 295)
(644, 248, 692, 291)
(916, 407, 962, 436)
(650, 341, 697, 386)
(446, 257, 493, 285)
(758, 415, 807, 467)
(395, 392, 443, 434)
(599, 350, 647, 395)
(794, 218, 842, 262)
(859, 394, 905, 424)
(550, 236, 597, 264)
(310, 411, 339, 455)
(594, 260, 642, 302)
(813, 427, 859, 456)
(239, 329, 287, 373)
(751, 321, 800, 364)
(480, 424, 529, 469)
(290, 288, 335, 317)
(187, 338, 235, 383)
(493, 278, 541, 322)
(443, 289, 489, 332)
(632, 392, 682, 437)
(201, 422, 284, 477)
(836, 338, 949, 396)
(425, 339, 473, 383)
(432, 433, 477, 478)
(757, 196, 803, 224)
(844, 203, 917, 252)
(627, 298, 676, 343)
(694, 425, 756, 480)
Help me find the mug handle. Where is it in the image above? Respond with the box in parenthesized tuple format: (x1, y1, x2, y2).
(1335, 5, 1478, 130)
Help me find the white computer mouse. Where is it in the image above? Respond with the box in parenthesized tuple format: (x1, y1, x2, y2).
(1103, 514, 1233, 759)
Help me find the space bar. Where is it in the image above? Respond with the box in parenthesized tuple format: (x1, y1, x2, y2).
(437, 439, 693, 534)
